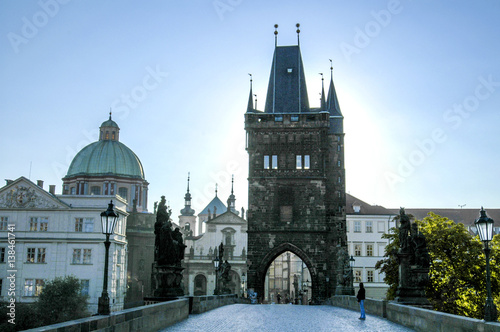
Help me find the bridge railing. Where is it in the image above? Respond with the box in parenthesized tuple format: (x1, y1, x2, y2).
(330, 295, 500, 332)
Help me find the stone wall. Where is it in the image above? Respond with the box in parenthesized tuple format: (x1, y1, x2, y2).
(191, 294, 239, 314)
(331, 295, 500, 332)
(23, 298, 189, 332)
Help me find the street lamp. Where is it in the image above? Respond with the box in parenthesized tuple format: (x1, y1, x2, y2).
(475, 207, 498, 322)
(213, 254, 220, 295)
(241, 272, 246, 297)
(98, 200, 119, 315)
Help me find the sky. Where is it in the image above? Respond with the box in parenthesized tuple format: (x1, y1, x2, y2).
(1, 1, 500, 216)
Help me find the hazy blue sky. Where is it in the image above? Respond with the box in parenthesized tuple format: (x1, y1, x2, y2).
(1, 1, 500, 216)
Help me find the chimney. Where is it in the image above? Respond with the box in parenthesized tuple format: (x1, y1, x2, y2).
(5, 179, 13, 186)
(49, 185, 56, 195)
(37, 180, 44, 188)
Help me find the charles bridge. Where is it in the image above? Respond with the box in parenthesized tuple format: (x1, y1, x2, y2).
(23, 294, 500, 332)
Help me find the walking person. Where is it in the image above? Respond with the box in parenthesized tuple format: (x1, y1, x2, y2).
(357, 282, 366, 320)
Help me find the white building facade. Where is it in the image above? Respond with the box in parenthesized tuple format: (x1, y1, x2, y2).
(0, 177, 128, 313)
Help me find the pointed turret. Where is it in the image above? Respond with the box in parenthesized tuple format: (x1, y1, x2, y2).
(320, 73, 326, 111)
(180, 173, 195, 216)
(247, 74, 255, 112)
(264, 26, 310, 114)
(226, 175, 238, 215)
(327, 61, 343, 134)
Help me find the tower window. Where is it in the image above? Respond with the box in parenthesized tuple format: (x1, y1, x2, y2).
(291, 115, 299, 122)
(280, 206, 293, 223)
(272, 155, 278, 169)
(275, 116, 283, 122)
(118, 187, 128, 201)
(264, 155, 270, 169)
(112, 131, 115, 140)
(105, 131, 109, 140)
(296, 155, 310, 169)
(90, 186, 100, 195)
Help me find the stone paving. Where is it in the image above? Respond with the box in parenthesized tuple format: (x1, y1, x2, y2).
(162, 304, 415, 331)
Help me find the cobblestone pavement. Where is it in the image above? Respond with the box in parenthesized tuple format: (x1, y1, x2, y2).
(162, 304, 415, 332)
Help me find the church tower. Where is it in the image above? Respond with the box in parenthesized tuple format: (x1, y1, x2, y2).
(179, 173, 196, 235)
(245, 25, 347, 302)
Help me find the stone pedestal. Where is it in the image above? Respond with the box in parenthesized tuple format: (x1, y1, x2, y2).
(151, 264, 184, 298)
(395, 252, 430, 305)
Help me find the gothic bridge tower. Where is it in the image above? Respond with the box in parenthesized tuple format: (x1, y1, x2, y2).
(245, 25, 347, 302)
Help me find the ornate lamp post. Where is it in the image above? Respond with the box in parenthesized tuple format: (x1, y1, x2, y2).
(241, 272, 246, 297)
(213, 254, 220, 295)
(349, 255, 355, 295)
(98, 200, 118, 315)
(475, 207, 498, 322)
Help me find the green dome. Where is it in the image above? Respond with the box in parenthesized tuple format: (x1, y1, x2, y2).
(65, 140, 145, 179)
(101, 118, 119, 128)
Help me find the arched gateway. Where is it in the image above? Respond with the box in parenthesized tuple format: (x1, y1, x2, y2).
(245, 26, 350, 303)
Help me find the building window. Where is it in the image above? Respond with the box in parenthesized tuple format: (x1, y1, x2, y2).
(378, 221, 385, 233)
(29, 218, 38, 231)
(296, 155, 310, 170)
(0, 216, 8, 231)
(272, 155, 278, 169)
(345, 221, 349, 233)
(29, 217, 48, 231)
(24, 279, 44, 297)
(354, 221, 361, 233)
(118, 187, 128, 201)
(291, 115, 299, 122)
(304, 155, 310, 169)
(274, 116, 283, 122)
(73, 249, 92, 264)
(338, 177, 341, 184)
(83, 249, 92, 264)
(24, 279, 34, 296)
(366, 221, 373, 233)
(90, 186, 101, 195)
(35, 279, 44, 296)
(367, 270, 374, 283)
(75, 218, 94, 232)
(264, 155, 270, 169)
(354, 244, 362, 256)
(354, 270, 362, 283)
(37, 248, 46, 263)
(80, 280, 90, 296)
(72, 249, 81, 264)
(337, 160, 341, 167)
(75, 218, 83, 232)
(0, 247, 5, 262)
(366, 244, 373, 257)
(27, 248, 35, 263)
(280, 206, 293, 223)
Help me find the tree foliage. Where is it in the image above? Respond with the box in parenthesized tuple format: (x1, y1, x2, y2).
(376, 212, 500, 320)
(36, 275, 90, 326)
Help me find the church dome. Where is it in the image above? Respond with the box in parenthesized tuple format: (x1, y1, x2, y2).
(65, 140, 145, 179)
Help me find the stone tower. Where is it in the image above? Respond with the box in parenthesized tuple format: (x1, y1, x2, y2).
(245, 26, 347, 302)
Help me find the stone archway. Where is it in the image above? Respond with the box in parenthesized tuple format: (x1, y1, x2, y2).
(252, 242, 319, 303)
(193, 274, 207, 296)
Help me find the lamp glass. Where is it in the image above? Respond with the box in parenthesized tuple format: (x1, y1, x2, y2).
(213, 257, 219, 269)
(100, 200, 119, 235)
(475, 209, 494, 242)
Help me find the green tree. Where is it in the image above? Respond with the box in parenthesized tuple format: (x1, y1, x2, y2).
(376, 212, 500, 320)
(36, 275, 90, 326)
(374, 228, 399, 299)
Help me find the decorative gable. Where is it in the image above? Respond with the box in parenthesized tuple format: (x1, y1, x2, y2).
(0, 177, 68, 209)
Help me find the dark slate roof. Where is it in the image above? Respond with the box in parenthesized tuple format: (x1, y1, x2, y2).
(264, 46, 310, 114)
(326, 77, 342, 117)
(346, 194, 395, 215)
(387, 208, 500, 227)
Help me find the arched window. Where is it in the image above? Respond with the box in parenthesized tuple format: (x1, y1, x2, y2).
(193, 274, 207, 296)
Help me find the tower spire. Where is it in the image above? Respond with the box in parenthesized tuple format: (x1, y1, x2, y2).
(187, 172, 190, 193)
(320, 72, 326, 110)
(296, 23, 300, 46)
(109, 108, 112, 120)
(180, 172, 195, 216)
(215, 183, 218, 197)
(227, 174, 237, 214)
(274, 24, 278, 47)
(247, 74, 254, 112)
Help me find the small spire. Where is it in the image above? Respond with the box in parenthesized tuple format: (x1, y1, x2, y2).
(254, 94, 258, 110)
(296, 23, 300, 46)
(247, 74, 254, 112)
(320, 73, 326, 110)
(274, 24, 278, 47)
(215, 183, 218, 197)
(329, 59, 333, 80)
(109, 108, 112, 120)
(231, 175, 234, 195)
(187, 172, 190, 193)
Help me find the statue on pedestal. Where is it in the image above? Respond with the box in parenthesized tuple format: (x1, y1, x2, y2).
(151, 196, 186, 298)
(395, 207, 430, 306)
